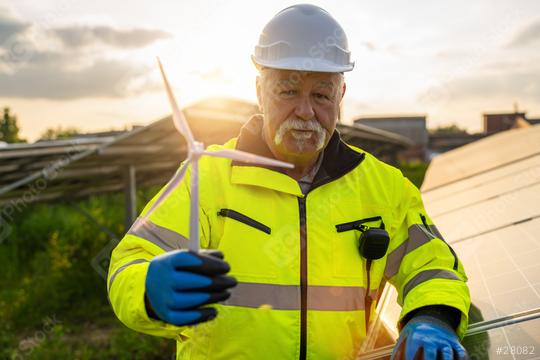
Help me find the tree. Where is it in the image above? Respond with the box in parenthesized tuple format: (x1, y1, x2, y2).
(429, 123, 469, 135)
(40, 126, 80, 140)
(0, 107, 26, 143)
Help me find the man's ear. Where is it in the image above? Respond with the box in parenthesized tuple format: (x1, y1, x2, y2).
(256, 76, 263, 112)
(341, 81, 347, 99)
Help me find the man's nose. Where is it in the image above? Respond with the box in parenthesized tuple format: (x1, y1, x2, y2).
(294, 95, 315, 120)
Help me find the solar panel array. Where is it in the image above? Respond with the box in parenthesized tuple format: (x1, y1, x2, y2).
(0, 98, 411, 206)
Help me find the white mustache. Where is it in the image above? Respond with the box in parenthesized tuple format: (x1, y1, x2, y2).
(274, 118, 326, 151)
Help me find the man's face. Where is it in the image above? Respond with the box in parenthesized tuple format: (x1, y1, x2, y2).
(256, 68, 345, 164)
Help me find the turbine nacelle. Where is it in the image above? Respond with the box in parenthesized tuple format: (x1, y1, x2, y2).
(190, 141, 205, 159)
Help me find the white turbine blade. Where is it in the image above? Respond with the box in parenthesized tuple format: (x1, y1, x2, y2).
(189, 159, 200, 252)
(203, 149, 294, 169)
(156, 57, 195, 145)
(141, 159, 191, 220)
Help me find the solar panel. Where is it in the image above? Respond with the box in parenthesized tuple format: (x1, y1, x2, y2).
(453, 217, 540, 322)
(430, 182, 540, 243)
(422, 125, 540, 191)
(423, 155, 540, 213)
(358, 125, 540, 359)
(463, 318, 540, 360)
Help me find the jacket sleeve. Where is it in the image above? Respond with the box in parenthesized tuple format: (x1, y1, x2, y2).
(385, 174, 471, 339)
(107, 164, 212, 339)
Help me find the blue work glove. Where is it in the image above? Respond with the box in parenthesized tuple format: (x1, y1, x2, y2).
(145, 249, 237, 326)
(391, 315, 469, 360)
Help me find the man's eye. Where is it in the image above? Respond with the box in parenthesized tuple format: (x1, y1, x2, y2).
(280, 90, 297, 96)
(314, 93, 330, 100)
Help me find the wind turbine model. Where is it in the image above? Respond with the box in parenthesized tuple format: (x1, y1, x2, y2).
(138, 58, 294, 253)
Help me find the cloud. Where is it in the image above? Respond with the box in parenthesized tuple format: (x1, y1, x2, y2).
(507, 18, 540, 47)
(0, 5, 169, 99)
(51, 25, 172, 49)
(0, 8, 31, 44)
(419, 61, 540, 103)
(0, 55, 155, 99)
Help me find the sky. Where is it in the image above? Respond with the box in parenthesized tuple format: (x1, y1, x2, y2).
(1, 0, 540, 141)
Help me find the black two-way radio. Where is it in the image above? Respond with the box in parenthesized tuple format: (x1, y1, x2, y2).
(335, 216, 390, 331)
(335, 216, 390, 259)
(357, 225, 390, 260)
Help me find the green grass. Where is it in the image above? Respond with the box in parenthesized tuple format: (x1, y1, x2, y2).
(0, 186, 176, 359)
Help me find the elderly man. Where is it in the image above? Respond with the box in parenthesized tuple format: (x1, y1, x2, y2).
(108, 4, 471, 360)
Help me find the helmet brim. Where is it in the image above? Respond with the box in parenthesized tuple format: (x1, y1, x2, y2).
(252, 55, 354, 73)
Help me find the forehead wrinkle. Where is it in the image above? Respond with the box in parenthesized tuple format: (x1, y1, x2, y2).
(273, 78, 337, 89)
(314, 80, 336, 90)
(277, 79, 297, 86)
(262, 71, 342, 94)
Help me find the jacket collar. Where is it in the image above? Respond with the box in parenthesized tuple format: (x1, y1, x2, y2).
(231, 114, 365, 193)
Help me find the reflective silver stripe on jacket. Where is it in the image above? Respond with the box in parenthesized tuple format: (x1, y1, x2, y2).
(108, 258, 149, 292)
(224, 282, 377, 311)
(384, 224, 436, 279)
(128, 217, 189, 251)
(402, 269, 461, 300)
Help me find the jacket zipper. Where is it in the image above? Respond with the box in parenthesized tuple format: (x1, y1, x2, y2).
(217, 209, 271, 234)
(298, 197, 307, 360)
(419, 213, 431, 234)
(295, 152, 365, 359)
(335, 216, 384, 233)
(419, 213, 458, 270)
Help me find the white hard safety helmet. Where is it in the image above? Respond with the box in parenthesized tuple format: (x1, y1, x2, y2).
(252, 4, 354, 73)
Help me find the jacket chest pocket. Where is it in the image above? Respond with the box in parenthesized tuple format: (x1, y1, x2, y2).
(331, 204, 390, 281)
(217, 208, 278, 281)
(218, 209, 271, 234)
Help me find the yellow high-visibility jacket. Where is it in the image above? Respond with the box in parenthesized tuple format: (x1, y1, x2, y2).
(108, 115, 470, 360)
